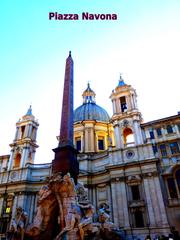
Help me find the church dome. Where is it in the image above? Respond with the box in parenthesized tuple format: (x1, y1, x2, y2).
(74, 83, 110, 123)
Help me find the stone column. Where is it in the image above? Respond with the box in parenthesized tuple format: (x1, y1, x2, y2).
(130, 95, 135, 110)
(24, 125, 29, 138)
(95, 133, 98, 152)
(0, 197, 4, 216)
(133, 120, 143, 145)
(90, 127, 94, 152)
(114, 124, 124, 149)
(116, 99, 121, 113)
(17, 193, 26, 209)
(27, 124, 32, 138)
(17, 127, 22, 139)
(84, 128, 89, 152)
(20, 147, 27, 168)
(110, 181, 119, 225)
(118, 181, 130, 228)
(116, 180, 124, 227)
(126, 96, 131, 111)
(32, 127, 37, 141)
(82, 131, 85, 152)
(130, 95, 135, 109)
(80, 134, 83, 153)
(11, 194, 18, 217)
(148, 177, 161, 226)
(14, 127, 19, 141)
(91, 187, 97, 213)
(107, 184, 113, 221)
(117, 180, 130, 228)
(143, 178, 156, 227)
(8, 149, 15, 171)
(112, 100, 116, 114)
(154, 177, 169, 226)
(104, 135, 108, 150)
(28, 195, 33, 223)
(114, 126, 120, 149)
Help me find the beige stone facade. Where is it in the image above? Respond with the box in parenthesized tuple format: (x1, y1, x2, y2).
(0, 79, 180, 239)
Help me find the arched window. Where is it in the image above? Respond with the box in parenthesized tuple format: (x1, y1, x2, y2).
(120, 96, 127, 112)
(123, 128, 134, 146)
(21, 126, 25, 138)
(14, 153, 21, 168)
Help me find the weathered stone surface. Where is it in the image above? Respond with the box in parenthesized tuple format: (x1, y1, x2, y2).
(24, 174, 123, 240)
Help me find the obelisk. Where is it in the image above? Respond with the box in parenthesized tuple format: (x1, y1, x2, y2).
(52, 51, 79, 183)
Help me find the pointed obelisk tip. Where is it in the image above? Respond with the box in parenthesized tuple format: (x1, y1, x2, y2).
(69, 51, 71, 57)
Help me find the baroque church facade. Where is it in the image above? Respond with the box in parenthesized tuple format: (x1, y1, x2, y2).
(0, 56, 180, 239)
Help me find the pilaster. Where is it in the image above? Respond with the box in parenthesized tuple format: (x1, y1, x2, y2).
(0, 196, 4, 216)
(143, 178, 156, 227)
(110, 181, 119, 225)
(154, 177, 169, 227)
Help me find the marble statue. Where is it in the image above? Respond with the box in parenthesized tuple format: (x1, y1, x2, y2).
(25, 173, 123, 240)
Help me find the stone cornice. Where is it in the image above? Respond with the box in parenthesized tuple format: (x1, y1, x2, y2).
(141, 114, 180, 127)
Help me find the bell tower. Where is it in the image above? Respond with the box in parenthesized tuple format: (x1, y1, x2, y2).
(8, 106, 39, 170)
(110, 75, 144, 148)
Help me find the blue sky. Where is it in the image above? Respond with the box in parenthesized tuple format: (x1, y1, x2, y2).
(0, 0, 180, 163)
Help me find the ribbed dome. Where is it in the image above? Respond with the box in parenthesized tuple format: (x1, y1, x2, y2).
(74, 102, 110, 122)
(74, 83, 110, 123)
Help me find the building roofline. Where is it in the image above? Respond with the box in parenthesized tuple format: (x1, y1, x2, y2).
(141, 113, 180, 127)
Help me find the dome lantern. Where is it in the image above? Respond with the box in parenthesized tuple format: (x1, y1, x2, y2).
(82, 83, 96, 104)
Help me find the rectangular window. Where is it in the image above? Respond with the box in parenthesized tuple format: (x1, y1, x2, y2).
(0, 219, 8, 234)
(120, 96, 127, 112)
(98, 139, 104, 150)
(156, 128, 162, 136)
(131, 185, 140, 200)
(76, 138, 81, 151)
(134, 209, 144, 228)
(169, 142, 180, 155)
(149, 131, 155, 139)
(167, 125, 173, 134)
(152, 144, 158, 154)
(159, 144, 167, 157)
(167, 178, 178, 199)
